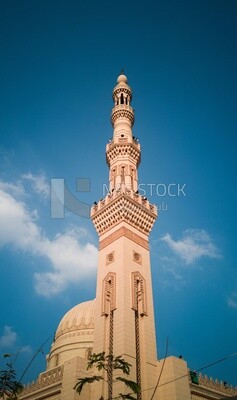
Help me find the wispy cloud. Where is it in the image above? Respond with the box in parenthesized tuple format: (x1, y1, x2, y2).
(227, 291, 237, 309)
(0, 326, 33, 356)
(0, 180, 25, 197)
(0, 180, 97, 297)
(161, 229, 221, 265)
(19, 345, 33, 354)
(0, 326, 17, 347)
(22, 172, 49, 200)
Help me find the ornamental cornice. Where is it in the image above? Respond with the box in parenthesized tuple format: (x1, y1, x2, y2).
(55, 329, 94, 343)
(113, 86, 132, 99)
(190, 372, 237, 397)
(106, 142, 141, 166)
(56, 318, 94, 339)
(91, 191, 157, 236)
(20, 366, 63, 396)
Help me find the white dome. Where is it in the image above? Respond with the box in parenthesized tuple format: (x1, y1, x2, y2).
(47, 299, 96, 370)
(56, 299, 96, 339)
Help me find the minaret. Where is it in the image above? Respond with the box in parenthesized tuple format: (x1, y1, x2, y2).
(91, 74, 158, 400)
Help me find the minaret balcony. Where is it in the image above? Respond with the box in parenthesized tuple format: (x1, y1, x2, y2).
(91, 189, 157, 236)
(111, 104, 134, 126)
(106, 137, 140, 150)
(106, 141, 141, 166)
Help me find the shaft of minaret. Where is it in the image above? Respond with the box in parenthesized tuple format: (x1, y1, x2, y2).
(107, 74, 141, 192)
(92, 74, 158, 400)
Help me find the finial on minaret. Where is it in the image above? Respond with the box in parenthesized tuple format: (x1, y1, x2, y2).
(117, 73, 128, 84)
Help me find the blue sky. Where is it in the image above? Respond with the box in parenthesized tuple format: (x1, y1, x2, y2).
(0, 0, 237, 388)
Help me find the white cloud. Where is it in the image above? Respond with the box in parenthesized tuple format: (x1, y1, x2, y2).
(0, 326, 17, 347)
(0, 181, 98, 297)
(227, 291, 237, 309)
(0, 180, 25, 197)
(22, 172, 49, 200)
(158, 262, 186, 289)
(0, 190, 41, 248)
(0, 326, 33, 355)
(34, 231, 97, 297)
(161, 229, 221, 265)
(19, 345, 33, 353)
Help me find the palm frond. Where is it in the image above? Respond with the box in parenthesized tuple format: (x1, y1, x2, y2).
(74, 375, 103, 395)
(116, 377, 140, 394)
(113, 356, 131, 375)
(119, 394, 137, 400)
(87, 352, 105, 370)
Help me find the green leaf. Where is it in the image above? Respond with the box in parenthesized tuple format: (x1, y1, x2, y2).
(119, 394, 137, 400)
(74, 375, 103, 395)
(87, 352, 105, 370)
(116, 377, 140, 394)
(113, 356, 132, 375)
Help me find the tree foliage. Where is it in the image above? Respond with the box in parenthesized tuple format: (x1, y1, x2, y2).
(0, 355, 23, 399)
(74, 352, 140, 400)
(75, 375, 103, 395)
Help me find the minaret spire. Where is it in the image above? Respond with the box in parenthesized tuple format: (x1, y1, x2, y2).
(92, 73, 157, 236)
(107, 74, 140, 193)
(111, 73, 134, 142)
(91, 74, 158, 400)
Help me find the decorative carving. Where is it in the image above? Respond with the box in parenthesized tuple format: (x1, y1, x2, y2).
(91, 192, 157, 237)
(102, 272, 116, 316)
(106, 142, 140, 167)
(119, 164, 128, 175)
(135, 308, 142, 400)
(101, 273, 116, 400)
(131, 272, 147, 316)
(20, 366, 63, 395)
(133, 251, 142, 265)
(99, 227, 149, 251)
(111, 105, 134, 127)
(106, 252, 115, 265)
(132, 272, 144, 399)
(118, 137, 128, 143)
(56, 317, 94, 338)
(110, 166, 117, 181)
(55, 330, 94, 343)
(190, 373, 237, 396)
(113, 87, 132, 100)
(108, 309, 114, 400)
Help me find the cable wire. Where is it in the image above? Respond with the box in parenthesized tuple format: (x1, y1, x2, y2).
(150, 336, 169, 400)
(18, 335, 52, 384)
(111, 350, 237, 399)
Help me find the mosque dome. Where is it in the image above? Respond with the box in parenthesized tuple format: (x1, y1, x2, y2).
(47, 299, 96, 370)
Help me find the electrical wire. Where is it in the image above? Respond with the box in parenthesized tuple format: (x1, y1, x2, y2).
(18, 335, 52, 384)
(111, 351, 237, 399)
(150, 336, 169, 400)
